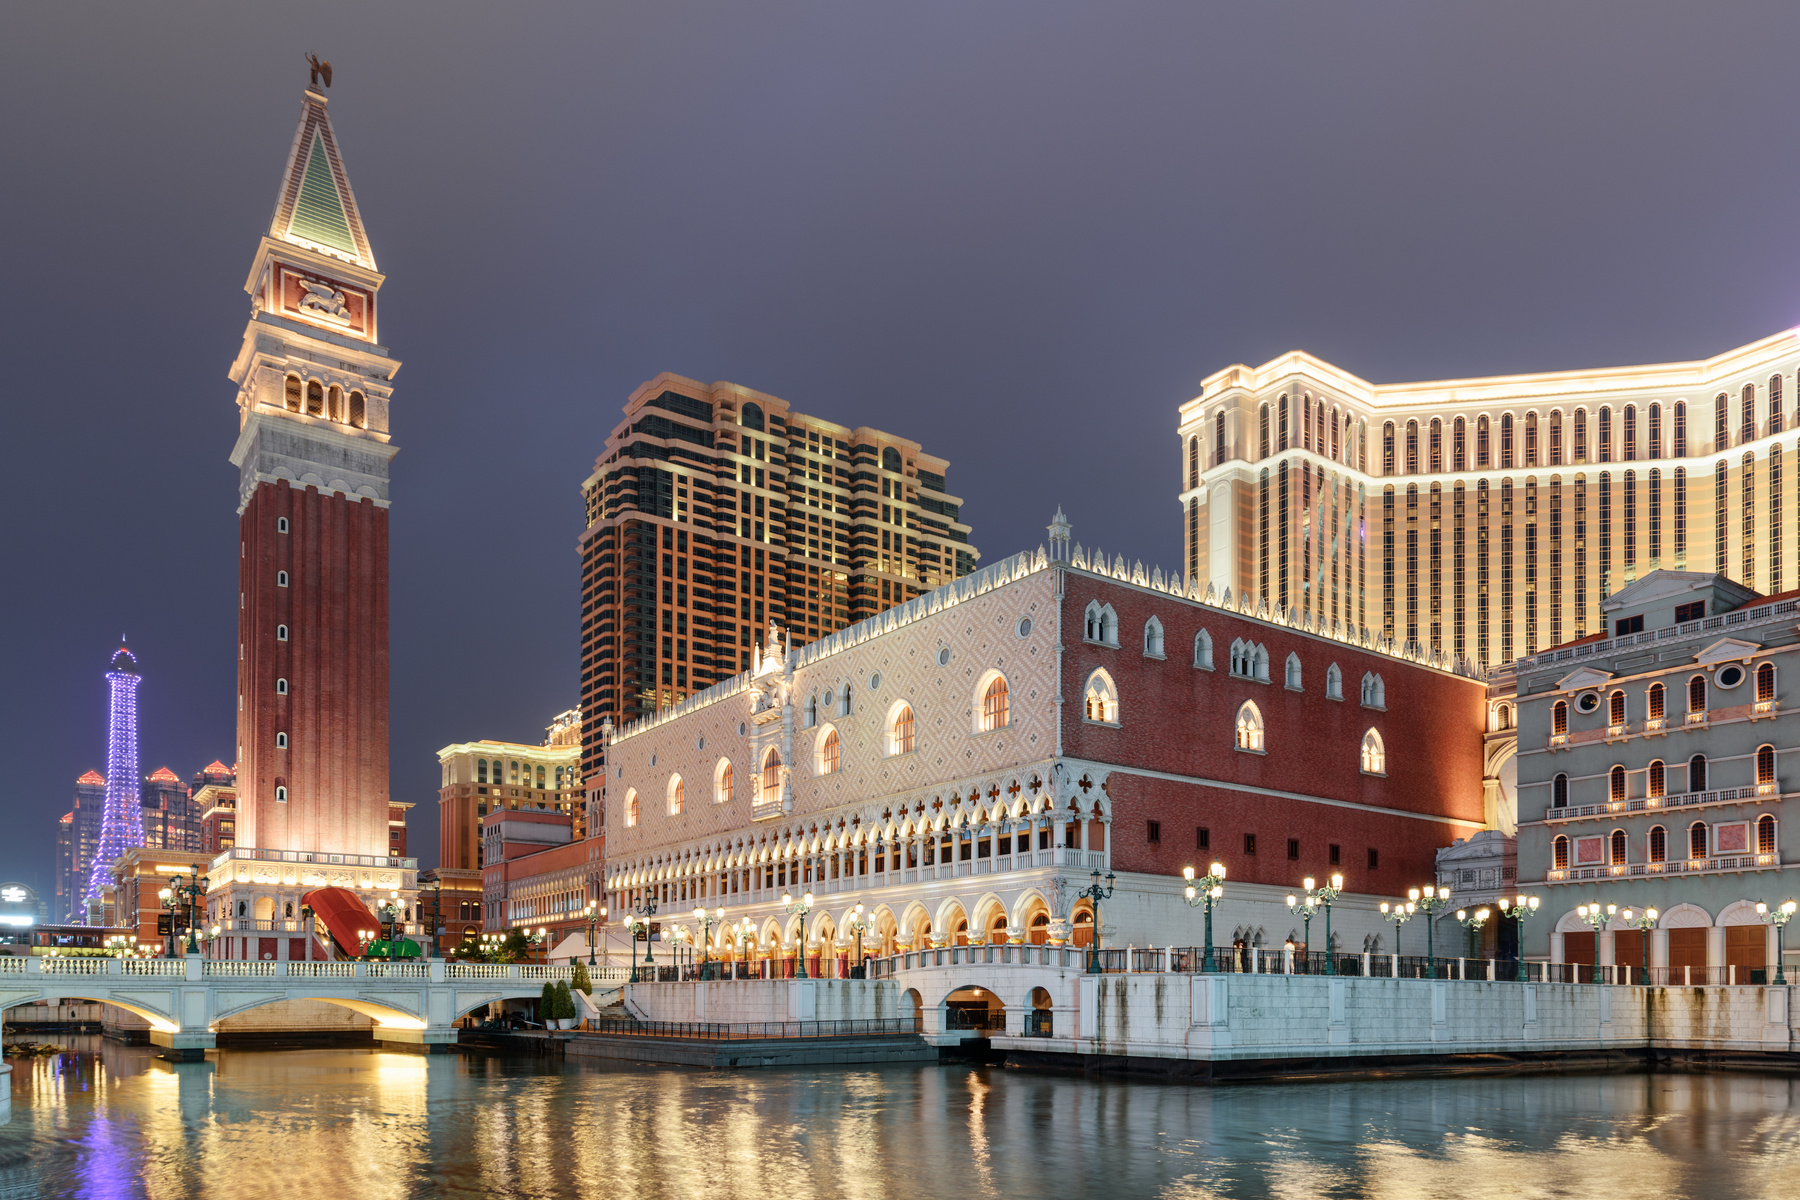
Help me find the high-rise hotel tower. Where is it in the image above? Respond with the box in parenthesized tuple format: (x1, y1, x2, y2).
(1178, 330, 1800, 670)
(214, 75, 412, 948)
(577, 374, 979, 790)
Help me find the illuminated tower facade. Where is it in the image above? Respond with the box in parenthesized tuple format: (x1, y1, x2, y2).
(216, 74, 410, 937)
(85, 646, 144, 909)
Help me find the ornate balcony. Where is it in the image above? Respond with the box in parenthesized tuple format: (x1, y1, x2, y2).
(1542, 785, 1761, 823)
(1546, 852, 1779, 883)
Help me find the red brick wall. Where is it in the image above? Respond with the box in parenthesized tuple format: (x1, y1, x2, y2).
(237, 479, 391, 857)
(1060, 577, 1484, 892)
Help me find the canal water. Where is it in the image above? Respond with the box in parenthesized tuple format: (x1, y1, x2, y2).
(0, 1038, 1797, 1199)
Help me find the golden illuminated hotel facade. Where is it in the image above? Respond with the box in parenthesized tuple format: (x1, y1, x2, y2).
(1178, 329, 1800, 671)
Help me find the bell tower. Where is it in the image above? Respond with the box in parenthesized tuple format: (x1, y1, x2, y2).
(218, 71, 410, 948)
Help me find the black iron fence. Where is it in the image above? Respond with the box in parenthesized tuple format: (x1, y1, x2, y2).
(587, 1016, 922, 1040)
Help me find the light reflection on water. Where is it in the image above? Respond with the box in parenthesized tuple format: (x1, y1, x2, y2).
(0, 1038, 1795, 1199)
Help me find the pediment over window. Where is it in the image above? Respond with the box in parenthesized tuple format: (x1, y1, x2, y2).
(1556, 666, 1614, 692)
(1694, 637, 1759, 665)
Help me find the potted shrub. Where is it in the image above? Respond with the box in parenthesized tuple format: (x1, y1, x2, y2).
(540, 980, 556, 1027)
(571, 961, 593, 997)
(554, 980, 576, 1029)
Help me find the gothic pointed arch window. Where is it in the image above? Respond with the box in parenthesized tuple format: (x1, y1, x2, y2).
(1326, 662, 1343, 701)
(1084, 670, 1119, 724)
(1360, 728, 1385, 774)
(715, 759, 733, 804)
(1143, 616, 1165, 658)
(624, 789, 640, 828)
(668, 775, 685, 816)
(1194, 629, 1214, 670)
(760, 750, 782, 803)
(1235, 701, 1264, 751)
(1284, 652, 1302, 690)
(819, 728, 841, 774)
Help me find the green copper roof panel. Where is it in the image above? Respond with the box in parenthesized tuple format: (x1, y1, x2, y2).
(288, 132, 356, 255)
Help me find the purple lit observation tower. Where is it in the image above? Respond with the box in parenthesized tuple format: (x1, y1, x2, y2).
(84, 643, 145, 913)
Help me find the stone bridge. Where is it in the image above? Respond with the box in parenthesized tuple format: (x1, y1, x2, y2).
(0, 955, 620, 1058)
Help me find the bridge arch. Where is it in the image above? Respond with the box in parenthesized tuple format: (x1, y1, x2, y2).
(4, 993, 178, 1033)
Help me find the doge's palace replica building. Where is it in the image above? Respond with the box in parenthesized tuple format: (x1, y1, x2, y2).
(1178, 331, 1800, 672)
(603, 512, 1489, 971)
(206, 74, 415, 958)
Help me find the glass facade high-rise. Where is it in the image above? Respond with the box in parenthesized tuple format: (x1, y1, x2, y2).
(577, 374, 979, 791)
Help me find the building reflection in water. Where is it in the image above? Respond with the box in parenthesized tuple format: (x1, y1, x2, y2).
(0, 1041, 1796, 1199)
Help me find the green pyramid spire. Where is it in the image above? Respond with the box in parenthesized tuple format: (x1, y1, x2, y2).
(287, 131, 356, 255)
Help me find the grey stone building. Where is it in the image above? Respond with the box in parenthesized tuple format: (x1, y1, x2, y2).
(1505, 570, 1800, 983)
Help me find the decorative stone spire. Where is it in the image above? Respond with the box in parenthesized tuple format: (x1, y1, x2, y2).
(1047, 506, 1072, 562)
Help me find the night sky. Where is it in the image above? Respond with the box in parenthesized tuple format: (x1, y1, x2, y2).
(6, 4, 1800, 896)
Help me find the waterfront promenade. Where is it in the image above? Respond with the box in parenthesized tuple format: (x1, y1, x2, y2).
(623, 944, 1800, 1077)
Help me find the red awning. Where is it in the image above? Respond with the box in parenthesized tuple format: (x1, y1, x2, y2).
(301, 886, 380, 959)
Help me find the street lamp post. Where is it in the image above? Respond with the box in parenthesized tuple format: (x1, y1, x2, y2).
(1412, 885, 1451, 979)
(1757, 900, 1797, 985)
(1076, 869, 1117, 975)
(732, 917, 756, 978)
(630, 894, 659, 983)
(1379, 899, 1415, 968)
(845, 903, 870, 978)
(1574, 901, 1617, 983)
(1315, 874, 1344, 975)
(584, 902, 607, 967)
(1182, 862, 1226, 973)
(1455, 906, 1492, 961)
(782, 892, 815, 978)
(692, 907, 722, 978)
(1498, 894, 1541, 981)
(1619, 906, 1660, 984)
(377, 890, 402, 959)
(420, 879, 441, 959)
(1286, 886, 1319, 971)
(163, 864, 208, 956)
